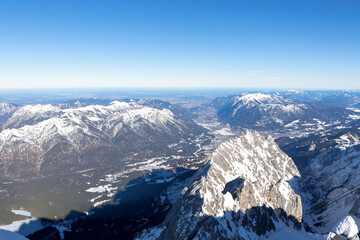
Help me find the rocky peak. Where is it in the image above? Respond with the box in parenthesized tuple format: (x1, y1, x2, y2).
(199, 130, 301, 218)
(138, 130, 303, 239)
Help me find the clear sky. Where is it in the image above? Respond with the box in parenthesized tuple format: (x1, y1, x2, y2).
(0, 0, 359, 89)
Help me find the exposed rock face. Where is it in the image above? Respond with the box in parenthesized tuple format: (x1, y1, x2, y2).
(138, 130, 303, 239)
(0, 100, 206, 179)
(302, 134, 360, 234)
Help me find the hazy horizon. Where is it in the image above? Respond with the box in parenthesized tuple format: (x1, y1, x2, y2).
(0, 86, 359, 91)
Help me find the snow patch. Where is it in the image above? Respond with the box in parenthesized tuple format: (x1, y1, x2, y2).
(11, 210, 31, 218)
(349, 114, 360, 120)
(330, 216, 359, 238)
(213, 127, 234, 136)
(93, 199, 111, 207)
(86, 184, 117, 193)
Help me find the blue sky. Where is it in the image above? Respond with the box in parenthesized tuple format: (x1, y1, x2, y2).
(0, 0, 359, 89)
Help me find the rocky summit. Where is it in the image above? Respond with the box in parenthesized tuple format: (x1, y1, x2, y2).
(137, 130, 303, 240)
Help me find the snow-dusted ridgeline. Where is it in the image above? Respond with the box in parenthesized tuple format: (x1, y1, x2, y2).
(0, 100, 205, 179)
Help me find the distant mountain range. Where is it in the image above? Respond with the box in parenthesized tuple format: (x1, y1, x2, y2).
(211, 93, 359, 134)
(0, 99, 207, 179)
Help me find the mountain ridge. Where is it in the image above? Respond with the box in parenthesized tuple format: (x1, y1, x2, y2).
(0, 100, 207, 179)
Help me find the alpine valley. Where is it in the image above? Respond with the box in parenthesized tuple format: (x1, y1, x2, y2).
(1, 89, 360, 240)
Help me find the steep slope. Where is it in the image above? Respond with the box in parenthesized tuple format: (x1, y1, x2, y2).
(0, 100, 207, 179)
(301, 133, 360, 235)
(137, 130, 307, 239)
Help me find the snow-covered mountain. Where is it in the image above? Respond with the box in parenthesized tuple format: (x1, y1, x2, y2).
(137, 130, 311, 239)
(212, 93, 310, 128)
(0, 103, 18, 116)
(0, 100, 207, 179)
(2, 104, 62, 130)
(212, 93, 353, 131)
(0, 103, 18, 129)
